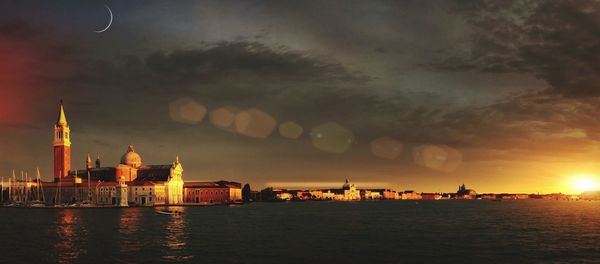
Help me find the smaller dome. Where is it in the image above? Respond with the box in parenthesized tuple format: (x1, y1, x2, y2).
(121, 145, 142, 168)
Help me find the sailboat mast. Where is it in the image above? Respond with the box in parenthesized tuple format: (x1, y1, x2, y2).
(36, 167, 41, 201)
(20, 171, 24, 202)
(56, 170, 62, 205)
(25, 172, 29, 203)
(11, 170, 15, 203)
(75, 169, 78, 203)
(88, 170, 91, 202)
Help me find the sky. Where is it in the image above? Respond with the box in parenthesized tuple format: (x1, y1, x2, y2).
(1, 0, 600, 193)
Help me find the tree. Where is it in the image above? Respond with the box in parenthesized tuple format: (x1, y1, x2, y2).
(242, 183, 252, 202)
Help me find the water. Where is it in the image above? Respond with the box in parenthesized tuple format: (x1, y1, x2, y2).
(1, 200, 599, 263)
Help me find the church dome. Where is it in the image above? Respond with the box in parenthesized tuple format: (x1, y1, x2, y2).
(342, 179, 351, 190)
(121, 145, 142, 168)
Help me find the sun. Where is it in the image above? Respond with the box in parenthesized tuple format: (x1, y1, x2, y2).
(571, 176, 599, 193)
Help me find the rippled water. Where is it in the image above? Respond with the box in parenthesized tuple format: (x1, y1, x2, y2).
(1, 200, 599, 263)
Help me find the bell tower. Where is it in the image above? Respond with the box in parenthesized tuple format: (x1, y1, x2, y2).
(54, 101, 71, 182)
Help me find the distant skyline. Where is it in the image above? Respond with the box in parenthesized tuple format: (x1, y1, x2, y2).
(2, 1, 600, 194)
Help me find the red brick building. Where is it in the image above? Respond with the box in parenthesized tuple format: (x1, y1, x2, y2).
(184, 181, 242, 204)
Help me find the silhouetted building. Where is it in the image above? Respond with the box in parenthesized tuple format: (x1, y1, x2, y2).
(456, 184, 476, 199)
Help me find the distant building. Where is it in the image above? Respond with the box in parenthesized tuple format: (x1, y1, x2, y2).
(368, 189, 396, 200)
(361, 190, 381, 200)
(456, 184, 477, 199)
(401, 190, 422, 200)
(530, 193, 576, 200)
(340, 179, 361, 201)
(420, 193, 441, 200)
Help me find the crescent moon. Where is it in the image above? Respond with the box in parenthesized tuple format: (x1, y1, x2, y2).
(94, 5, 113, 33)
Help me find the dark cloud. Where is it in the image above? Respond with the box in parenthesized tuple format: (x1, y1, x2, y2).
(146, 42, 370, 85)
(427, 1, 600, 97)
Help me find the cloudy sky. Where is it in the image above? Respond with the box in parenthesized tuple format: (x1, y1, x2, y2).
(2, 0, 600, 193)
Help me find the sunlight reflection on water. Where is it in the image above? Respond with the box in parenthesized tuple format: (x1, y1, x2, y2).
(118, 208, 144, 254)
(160, 206, 193, 262)
(52, 210, 87, 264)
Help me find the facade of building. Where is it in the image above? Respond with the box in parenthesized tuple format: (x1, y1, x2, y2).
(340, 179, 361, 201)
(401, 190, 422, 200)
(183, 181, 242, 204)
(420, 193, 442, 200)
(41, 102, 184, 206)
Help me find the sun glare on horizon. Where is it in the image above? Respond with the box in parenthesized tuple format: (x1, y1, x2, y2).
(570, 175, 599, 193)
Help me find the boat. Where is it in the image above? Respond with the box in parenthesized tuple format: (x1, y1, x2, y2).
(155, 210, 183, 216)
(29, 201, 46, 208)
(78, 201, 94, 207)
(491, 198, 502, 202)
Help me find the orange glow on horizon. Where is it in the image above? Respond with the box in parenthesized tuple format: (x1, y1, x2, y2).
(568, 174, 599, 193)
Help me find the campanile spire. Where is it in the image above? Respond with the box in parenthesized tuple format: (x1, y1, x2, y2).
(57, 100, 68, 126)
(54, 100, 71, 181)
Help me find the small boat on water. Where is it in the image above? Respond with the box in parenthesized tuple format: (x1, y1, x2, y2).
(155, 210, 183, 216)
(29, 201, 47, 208)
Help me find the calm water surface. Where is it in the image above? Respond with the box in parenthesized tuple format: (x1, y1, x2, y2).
(1, 200, 599, 263)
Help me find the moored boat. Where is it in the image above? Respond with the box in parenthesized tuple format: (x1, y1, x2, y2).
(155, 210, 183, 216)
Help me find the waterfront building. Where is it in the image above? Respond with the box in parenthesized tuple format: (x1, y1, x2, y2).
(278, 192, 294, 200)
(456, 184, 477, 199)
(322, 190, 336, 200)
(183, 181, 242, 204)
(129, 181, 166, 206)
(478, 193, 497, 199)
(368, 189, 396, 200)
(308, 190, 324, 200)
(96, 179, 128, 206)
(41, 102, 184, 206)
(496, 193, 530, 200)
(370, 191, 382, 200)
(361, 190, 382, 200)
(340, 179, 361, 201)
(401, 190, 422, 200)
(420, 193, 441, 200)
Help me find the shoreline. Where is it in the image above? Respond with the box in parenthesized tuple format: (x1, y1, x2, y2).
(1, 198, 594, 209)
